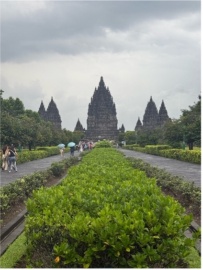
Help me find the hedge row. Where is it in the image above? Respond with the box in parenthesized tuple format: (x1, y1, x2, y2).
(0, 157, 78, 215)
(16, 147, 69, 164)
(124, 145, 201, 164)
(127, 157, 200, 215)
(25, 148, 194, 268)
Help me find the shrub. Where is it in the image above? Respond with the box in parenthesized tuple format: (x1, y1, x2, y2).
(0, 157, 79, 215)
(94, 140, 112, 148)
(50, 162, 65, 177)
(25, 148, 194, 268)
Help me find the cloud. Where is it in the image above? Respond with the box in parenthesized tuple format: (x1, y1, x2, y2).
(1, 1, 200, 131)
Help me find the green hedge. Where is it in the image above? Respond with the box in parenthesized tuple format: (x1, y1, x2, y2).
(123, 145, 201, 164)
(159, 149, 201, 164)
(0, 157, 78, 215)
(25, 148, 194, 268)
(17, 147, 69, 164)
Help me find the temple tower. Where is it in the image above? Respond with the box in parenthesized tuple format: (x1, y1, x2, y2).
(142, 96, 159, 130)
(135, 117, 142, 131)
(74, 119, 84, 132)
(38, 101, 47, 121)
(38, 97, 62, 129)
(86, 77, 118, 141)
(158, 100, 170, 126)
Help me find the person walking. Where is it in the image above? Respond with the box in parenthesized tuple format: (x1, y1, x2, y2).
(60, 147, 64, 157)
(2, 145, 9, 171)
(70, 146, 75, 156)
(8, 145, 18, 172)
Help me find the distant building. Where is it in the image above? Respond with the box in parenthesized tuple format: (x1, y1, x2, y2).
(135, 97, 170, 131)
(38, 97, 62, 129)
(119, 124, 125, 133)
(74, 118, 84, 132)
(85, 77, 119, 141)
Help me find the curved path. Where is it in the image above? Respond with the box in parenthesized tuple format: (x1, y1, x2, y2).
(118, 148, 201, 188)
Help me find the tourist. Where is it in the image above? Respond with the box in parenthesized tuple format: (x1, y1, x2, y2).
(60, 147, 64, 157)
(2, 145, 9, 171)
(8, 145, 18, 172)
(70, 146, 75, 156)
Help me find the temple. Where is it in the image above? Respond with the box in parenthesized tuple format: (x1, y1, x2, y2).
(135, 97, 170, 131)
(85, 77, 118, 141)
(74, 119, 84, 132)
(38, 97, 62, 129)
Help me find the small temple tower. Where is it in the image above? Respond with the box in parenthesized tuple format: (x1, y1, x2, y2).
(135, 117, 142, 131)
(38, 97, 62, 129)
(158, 100, 170, 126)
(38, 101, 47, 121)
(142, 96, 159, 130)
(86, 77, 118, 141)
(74, 119, 84, 132)
(119, 124, 125, 133)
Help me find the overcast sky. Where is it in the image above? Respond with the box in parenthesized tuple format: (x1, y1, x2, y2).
(1, 0, 201, 131)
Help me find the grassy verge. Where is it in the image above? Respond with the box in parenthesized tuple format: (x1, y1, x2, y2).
(0, 232, 27, 268)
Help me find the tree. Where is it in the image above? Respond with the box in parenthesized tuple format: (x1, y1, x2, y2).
(180, 96, 201, 149)
(1, 97, 25, 116)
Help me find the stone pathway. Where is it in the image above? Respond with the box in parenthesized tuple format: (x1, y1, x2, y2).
(1, 149, 201, 188)
(1, 151, 80, 187)
(118, 148, 201, 188)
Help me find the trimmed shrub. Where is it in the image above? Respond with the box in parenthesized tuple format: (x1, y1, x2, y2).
(123, 145, 201, 164)
(0, 157, 79, 215)
(94, 140, 112, 148)
(25, 148, 194, 268)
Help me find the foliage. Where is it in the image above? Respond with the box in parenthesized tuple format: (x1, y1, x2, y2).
(123, 144, 201, 164)
(0, 232, 27, 268)
(164, 96, 201, 150)
(25, 148, 195, 268)
(0, 94, 84, 149)
(0, 157, 79, 215)
(50, 162, 65, 177)
(94, 140, 112, 148)
(159, 149, 201, 164)
(180, 96, 201, 149)
(127, 157, 200, 214)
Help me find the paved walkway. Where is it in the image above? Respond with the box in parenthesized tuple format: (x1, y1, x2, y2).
(0, 149, 201, 188)
(1, 152, 80, 187)
(118, 148, 201, 188)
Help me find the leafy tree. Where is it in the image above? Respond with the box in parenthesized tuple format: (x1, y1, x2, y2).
(1, 97, 25, 116)
(163, 119, 183, 148)
(124, 131, 136, 145)
(180, 96, 201, 149)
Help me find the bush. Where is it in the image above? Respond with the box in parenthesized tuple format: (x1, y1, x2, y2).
(94, 140, 112, 148)
(123, 145, 201, 164)
(0, 157, 79, 215)
(25, 148, 194, 268)
(50, 162, 65, 177)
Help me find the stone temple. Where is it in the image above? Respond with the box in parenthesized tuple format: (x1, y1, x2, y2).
(135, 96, 170, 131)
(85, 77, 119, 141)
(38, 97, 62, 129)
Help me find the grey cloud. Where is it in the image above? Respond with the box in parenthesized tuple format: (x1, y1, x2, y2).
(1, 1, 200, 62)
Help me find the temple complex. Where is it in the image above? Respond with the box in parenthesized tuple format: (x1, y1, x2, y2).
(85, 77, 119, 141)
(38, 97, 62, 129)
(135, 97, 170, 131)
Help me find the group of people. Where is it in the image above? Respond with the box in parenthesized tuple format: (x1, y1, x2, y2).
(78, 140, 94, 152)
(2, 144, 18, 173)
